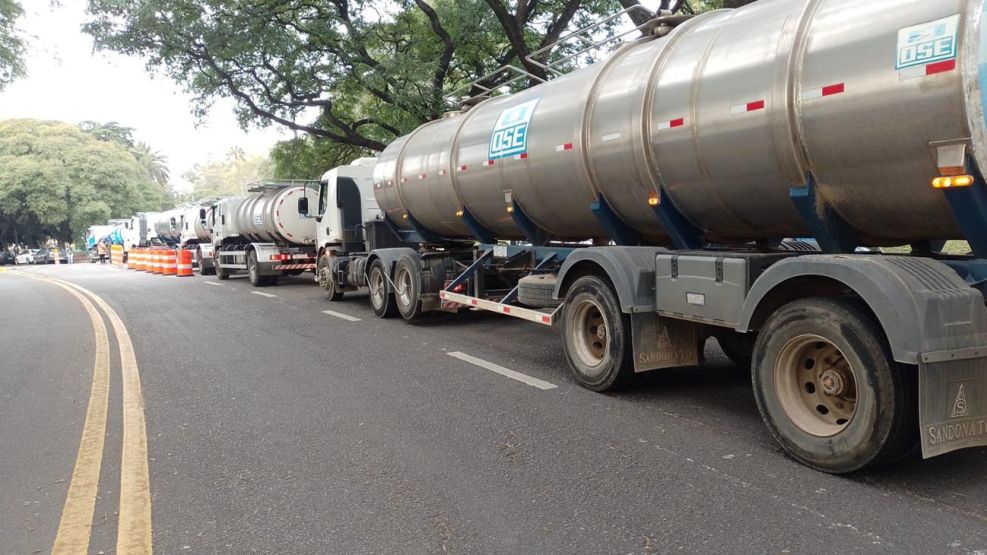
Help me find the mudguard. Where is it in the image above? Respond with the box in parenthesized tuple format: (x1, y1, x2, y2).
(554, 247, 669, 314)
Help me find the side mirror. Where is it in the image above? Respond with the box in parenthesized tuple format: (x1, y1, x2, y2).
(297, 197, 309, 215)
(170, 217, 177, 229)
(199, 208, 206, 220)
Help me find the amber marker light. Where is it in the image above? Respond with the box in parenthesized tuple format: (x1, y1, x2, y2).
(506, 205, 515, 214)
(647, 194, 660, 207)
(932, 175, 975, 189)
(455, 210, 464, 217)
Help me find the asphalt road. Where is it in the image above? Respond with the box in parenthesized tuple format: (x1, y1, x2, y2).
(1, 263, 986, 554)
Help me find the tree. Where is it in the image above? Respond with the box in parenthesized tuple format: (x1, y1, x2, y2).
(84, 1, 662, 154)
(133, 141, 170, 186)
(181, 149, 273, 201)
(79, 120, 137, 150)
(270, 137, 370, 180)
(0, 119, 171, 245)
(0, 0, 24, 90)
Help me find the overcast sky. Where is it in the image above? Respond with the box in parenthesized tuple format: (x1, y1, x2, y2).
(0, 0, 667, 193)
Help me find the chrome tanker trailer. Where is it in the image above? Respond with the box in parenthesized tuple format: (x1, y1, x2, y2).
(316, 0, 987, 472)
(211, 181, 319, 286)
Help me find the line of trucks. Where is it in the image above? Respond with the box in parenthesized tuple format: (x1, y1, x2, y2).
(90, 0, 987, 473)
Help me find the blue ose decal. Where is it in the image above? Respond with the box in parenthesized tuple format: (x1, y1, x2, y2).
(489, 99, 540, 160)
(896, 14, 960, 70)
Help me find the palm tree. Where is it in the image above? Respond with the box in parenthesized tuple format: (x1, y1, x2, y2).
(133, 141, 170, 186)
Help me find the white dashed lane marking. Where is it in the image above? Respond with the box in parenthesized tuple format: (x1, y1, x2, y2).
(447, 351, 557, 390)
(322, 309, 361, 322)
(251, 291, 277, 298)
(203, 282, 223, 287)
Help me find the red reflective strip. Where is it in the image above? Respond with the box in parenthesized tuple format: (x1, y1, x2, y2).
(542, 315, 551, 324)
(419, 173, 426, 180)
(516, 153, 528, 160)
(822, 83, 845, 96)
(503, 307, 511, 314)
(670, 118, 685, 128)
(563, 143, 573, 150)
(747, 100, 765, 112)
(401, 177, 408, 183)
(439, 169, 448, 176)
(470, 299, 478, 306)
(458, 165, 467, 172)
(484, 160, 495, 167)
(926, 59, 956, 75)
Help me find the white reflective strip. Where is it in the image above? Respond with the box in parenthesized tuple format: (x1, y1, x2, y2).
(730, 104, 748, 114)
(656, 121, 673, 130)
(897, 64, 927, 80)
(251, 291, 277, 298)
(322, 309, 361, 322)
(203, 282, 223, 287)
(801, 87, 823, 100)
(601, 133, 621, 142)
(447, 351, 557, 390)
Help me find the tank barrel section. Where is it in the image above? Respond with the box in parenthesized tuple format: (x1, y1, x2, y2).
(375, 0, 986, 248)
(222, 181, 320, 246)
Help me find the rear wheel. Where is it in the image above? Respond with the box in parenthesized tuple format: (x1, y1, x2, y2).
(318, 254, 343, 301)
(561, 275, 635, 392)
(367, 259, 397, 318)
(216, 261, 230, 280)
(247, 250, 264, 287)
(715, 331, 755, 369)
(394, 254, 424, 322)
(752, 298, 918, 473)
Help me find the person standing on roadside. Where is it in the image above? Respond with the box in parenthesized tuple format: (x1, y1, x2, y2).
(97, 240, 108, 264)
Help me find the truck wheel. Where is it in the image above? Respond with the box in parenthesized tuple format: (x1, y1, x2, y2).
(318, 255, 343, 301)
(517, 274, 561, 308)
(247, 250, 264, 287)
(196, 249, 214, 276)
(561, 275, 635, 392)
(216, 257, 230, 280)
(752, 298, 918, 474)
(394, 254, 425, 322)
(367, 259, 397, 318)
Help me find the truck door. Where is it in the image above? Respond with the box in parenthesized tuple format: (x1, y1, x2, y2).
(336, 177, 362, 252)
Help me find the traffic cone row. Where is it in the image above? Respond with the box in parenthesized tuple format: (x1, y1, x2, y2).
(125, 248, 192, 277)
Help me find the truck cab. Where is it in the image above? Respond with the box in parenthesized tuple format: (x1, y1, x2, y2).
(314, 158, 380, 256)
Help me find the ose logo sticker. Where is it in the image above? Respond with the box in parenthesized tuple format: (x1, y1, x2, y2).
(896, 14, 960, 70)
(489, 99, 539, 160)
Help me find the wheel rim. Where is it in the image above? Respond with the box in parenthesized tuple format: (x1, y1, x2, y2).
(570, 298, 609, 376)
(318, 258, 331, 290)
(395, 267, 413, 308)
(369, 267, 385, 309)
(248, 255, 257, 281)
(775, 334, 858, 437)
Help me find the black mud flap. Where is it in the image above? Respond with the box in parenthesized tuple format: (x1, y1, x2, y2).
(919, 352, 987, 458)
(630, 313, 699, 373)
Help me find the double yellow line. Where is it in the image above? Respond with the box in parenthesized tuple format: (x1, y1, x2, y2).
(21, 274, 153, 554)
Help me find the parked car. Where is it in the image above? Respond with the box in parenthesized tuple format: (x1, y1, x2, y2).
(0, 251, 14, 265)
(14, 250, 36, 265)
(51, 248, 70, 264)
(33, 249, 51, 265)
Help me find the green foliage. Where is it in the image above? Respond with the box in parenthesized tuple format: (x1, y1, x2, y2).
(270, 137, 370, 180)
(180, 149, 273, 201)
(0, 119, 172, 245)
(79, 120, 137, 150)
(83, 0, 653, 153)
(0, 0, 25, 90)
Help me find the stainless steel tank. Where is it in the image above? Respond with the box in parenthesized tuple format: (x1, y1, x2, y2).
(153, 208, 185, 243)
(227, 186, 319, 245)
(375, 0, 987, 245)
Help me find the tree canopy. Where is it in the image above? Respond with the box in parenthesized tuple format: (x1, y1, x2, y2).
(84, 0, 754, 178)
(0, 0, 25, 90)
(0, 119, 173, 246)
(180, 148, 274, 201)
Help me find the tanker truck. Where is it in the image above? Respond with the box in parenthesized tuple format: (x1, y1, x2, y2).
(210, 181, 319, 286)
(314, 0, 987, 472)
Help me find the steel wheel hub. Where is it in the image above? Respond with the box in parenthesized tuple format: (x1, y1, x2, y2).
(774, 334, 858, 437)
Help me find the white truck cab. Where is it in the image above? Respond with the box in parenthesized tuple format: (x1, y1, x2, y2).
(315, 158, 379, 256)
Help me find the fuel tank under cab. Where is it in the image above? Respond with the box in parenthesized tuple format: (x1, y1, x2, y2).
(374, 0, 987, 245)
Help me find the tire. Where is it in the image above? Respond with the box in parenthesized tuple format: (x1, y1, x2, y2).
(561, 275, 635, 392)
(752, 297, 919, 474)
(367, 259, 397, 318)
(247, 250, 264, 287)
(715, 331, 755, 369)
(196, 249, 215, 276)
(216, 255, 230, 281)
(394, 254, 425, 322)
(318, 254, 343, 301)
(517, 274, 561, 308)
